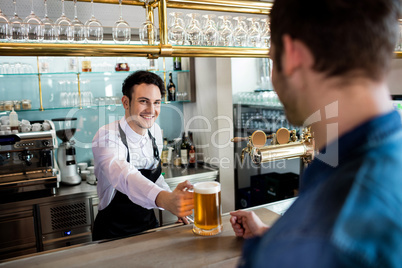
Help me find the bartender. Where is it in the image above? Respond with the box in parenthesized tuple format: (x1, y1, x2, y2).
(92, 71, 194, 241)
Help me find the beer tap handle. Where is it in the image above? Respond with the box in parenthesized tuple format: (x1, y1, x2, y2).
(231, 137, 249, 143)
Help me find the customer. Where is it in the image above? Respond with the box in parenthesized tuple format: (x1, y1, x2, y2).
(92, 71, 193, 241)
(230, 0, 402, 267)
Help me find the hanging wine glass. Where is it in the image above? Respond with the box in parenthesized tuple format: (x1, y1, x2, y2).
(113, 0, 131, 44)
(233, 16, 248, 47)
(247, 17, 261, 47)
(72, 0, 85, 43)
(185, 13, 202, 46)
(42, 0, 56, 42)
(168, 12, 185, 45)
(9, 0, 24, 42)
(202, 14, 218, 46)
(0, 8, 11, 42)
(260, 18, 271, 48)
(23, 0, 44, 42)
(139, 0, 158, 44)
(55, 0, 74, 42)
(218, 15, 233, 46)
(85, 0, 103, 43)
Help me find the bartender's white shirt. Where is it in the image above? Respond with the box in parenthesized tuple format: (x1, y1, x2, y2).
(92, 116, 170, 211)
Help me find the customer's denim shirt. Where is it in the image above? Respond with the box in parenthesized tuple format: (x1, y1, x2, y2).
(239, 111, 402, 268)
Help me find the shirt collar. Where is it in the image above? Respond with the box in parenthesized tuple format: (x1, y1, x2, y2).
(119, 116, 148, 146)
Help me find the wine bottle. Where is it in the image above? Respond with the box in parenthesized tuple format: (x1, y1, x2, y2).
(161, 138, 169, 166)
(173, 57, 182, 71)
(180, 132, 190, 167)
(188, 145, 196, 168)
(167, 72, 176, 101)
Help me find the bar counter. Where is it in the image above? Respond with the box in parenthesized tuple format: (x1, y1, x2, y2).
(0, 208, 280, 268)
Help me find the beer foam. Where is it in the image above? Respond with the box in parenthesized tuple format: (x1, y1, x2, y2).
(194, 181, 221, 194)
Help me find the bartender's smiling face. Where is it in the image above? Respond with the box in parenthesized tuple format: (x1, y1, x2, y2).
(122, 83, 162, 135)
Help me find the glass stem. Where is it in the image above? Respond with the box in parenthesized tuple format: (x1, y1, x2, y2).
(119, 3, 123, 20)
(74, 3, 78, 19)
(44, 0, 48, 17)
(13, 0, 17, 16)
(61, 0, 65, 16)
(91, 0, 95, 18)
(31, 0, 34, 14)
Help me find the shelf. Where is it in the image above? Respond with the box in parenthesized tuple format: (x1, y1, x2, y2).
(234, 103, 284, 110)
(0, 42, 161, 57)
(0, 42, 269, 58)
(395, 51, 402, 58)
(171, 45, 269, 58)
(0, 70, 189, 77)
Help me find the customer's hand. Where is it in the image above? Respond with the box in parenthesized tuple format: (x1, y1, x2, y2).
(156, 180, 194, 218)
(176, 216, 190, 225)
(230, 210, 269, 239)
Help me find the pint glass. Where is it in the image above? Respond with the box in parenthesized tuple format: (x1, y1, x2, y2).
(193, 181, 222, 236)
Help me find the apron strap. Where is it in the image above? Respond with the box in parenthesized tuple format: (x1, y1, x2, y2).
(118, 123, 130, 163)
(118, 123, 160, 163)
(147, 129, 160, 161)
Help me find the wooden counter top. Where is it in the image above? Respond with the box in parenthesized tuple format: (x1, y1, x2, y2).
(0, 208, 280, 268)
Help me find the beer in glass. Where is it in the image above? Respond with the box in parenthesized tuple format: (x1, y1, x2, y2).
(193, 181, 222, 236)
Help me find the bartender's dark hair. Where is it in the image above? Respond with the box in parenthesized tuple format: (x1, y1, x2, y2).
(270, 0, 400, 81)
(122, 71, 166, 101)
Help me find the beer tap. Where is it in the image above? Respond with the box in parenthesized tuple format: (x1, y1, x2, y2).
(231, 130, 273, 163)
(232, 127, 315, 165)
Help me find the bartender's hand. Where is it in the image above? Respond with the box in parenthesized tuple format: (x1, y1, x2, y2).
(155, 180, 194, 218)
(230, 210, 269, 239)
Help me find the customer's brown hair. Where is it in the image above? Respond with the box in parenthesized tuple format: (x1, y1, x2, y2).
(270, 0, 400, 81)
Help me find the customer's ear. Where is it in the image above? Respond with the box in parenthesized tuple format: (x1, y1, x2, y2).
(282, 34, 313, 76)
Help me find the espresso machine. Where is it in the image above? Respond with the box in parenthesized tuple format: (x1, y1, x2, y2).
(0, 121, 58, 202)
(52, 118, 81, 185)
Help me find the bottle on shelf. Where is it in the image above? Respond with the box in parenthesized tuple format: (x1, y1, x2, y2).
(68, 58, 78, 72)
(173, 138, 182, 167)
(167, 72, 176, 101)
(173, 147, 181, 167)
(147, 59, 158, 71)
(188, 145, 196, 168)
(167, 146, 174, 166)
(115, 57, 130, 72)
(82, 57, 92, 72)
(188, 131, 196, 167)
(173, 57, 182, 71)
(9, 108, 18, 131)
(161, 138, 169, 166)
(180, 132, 190, 167)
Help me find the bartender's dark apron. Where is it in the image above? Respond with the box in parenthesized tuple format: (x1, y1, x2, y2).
(92, 124, 161, 241)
